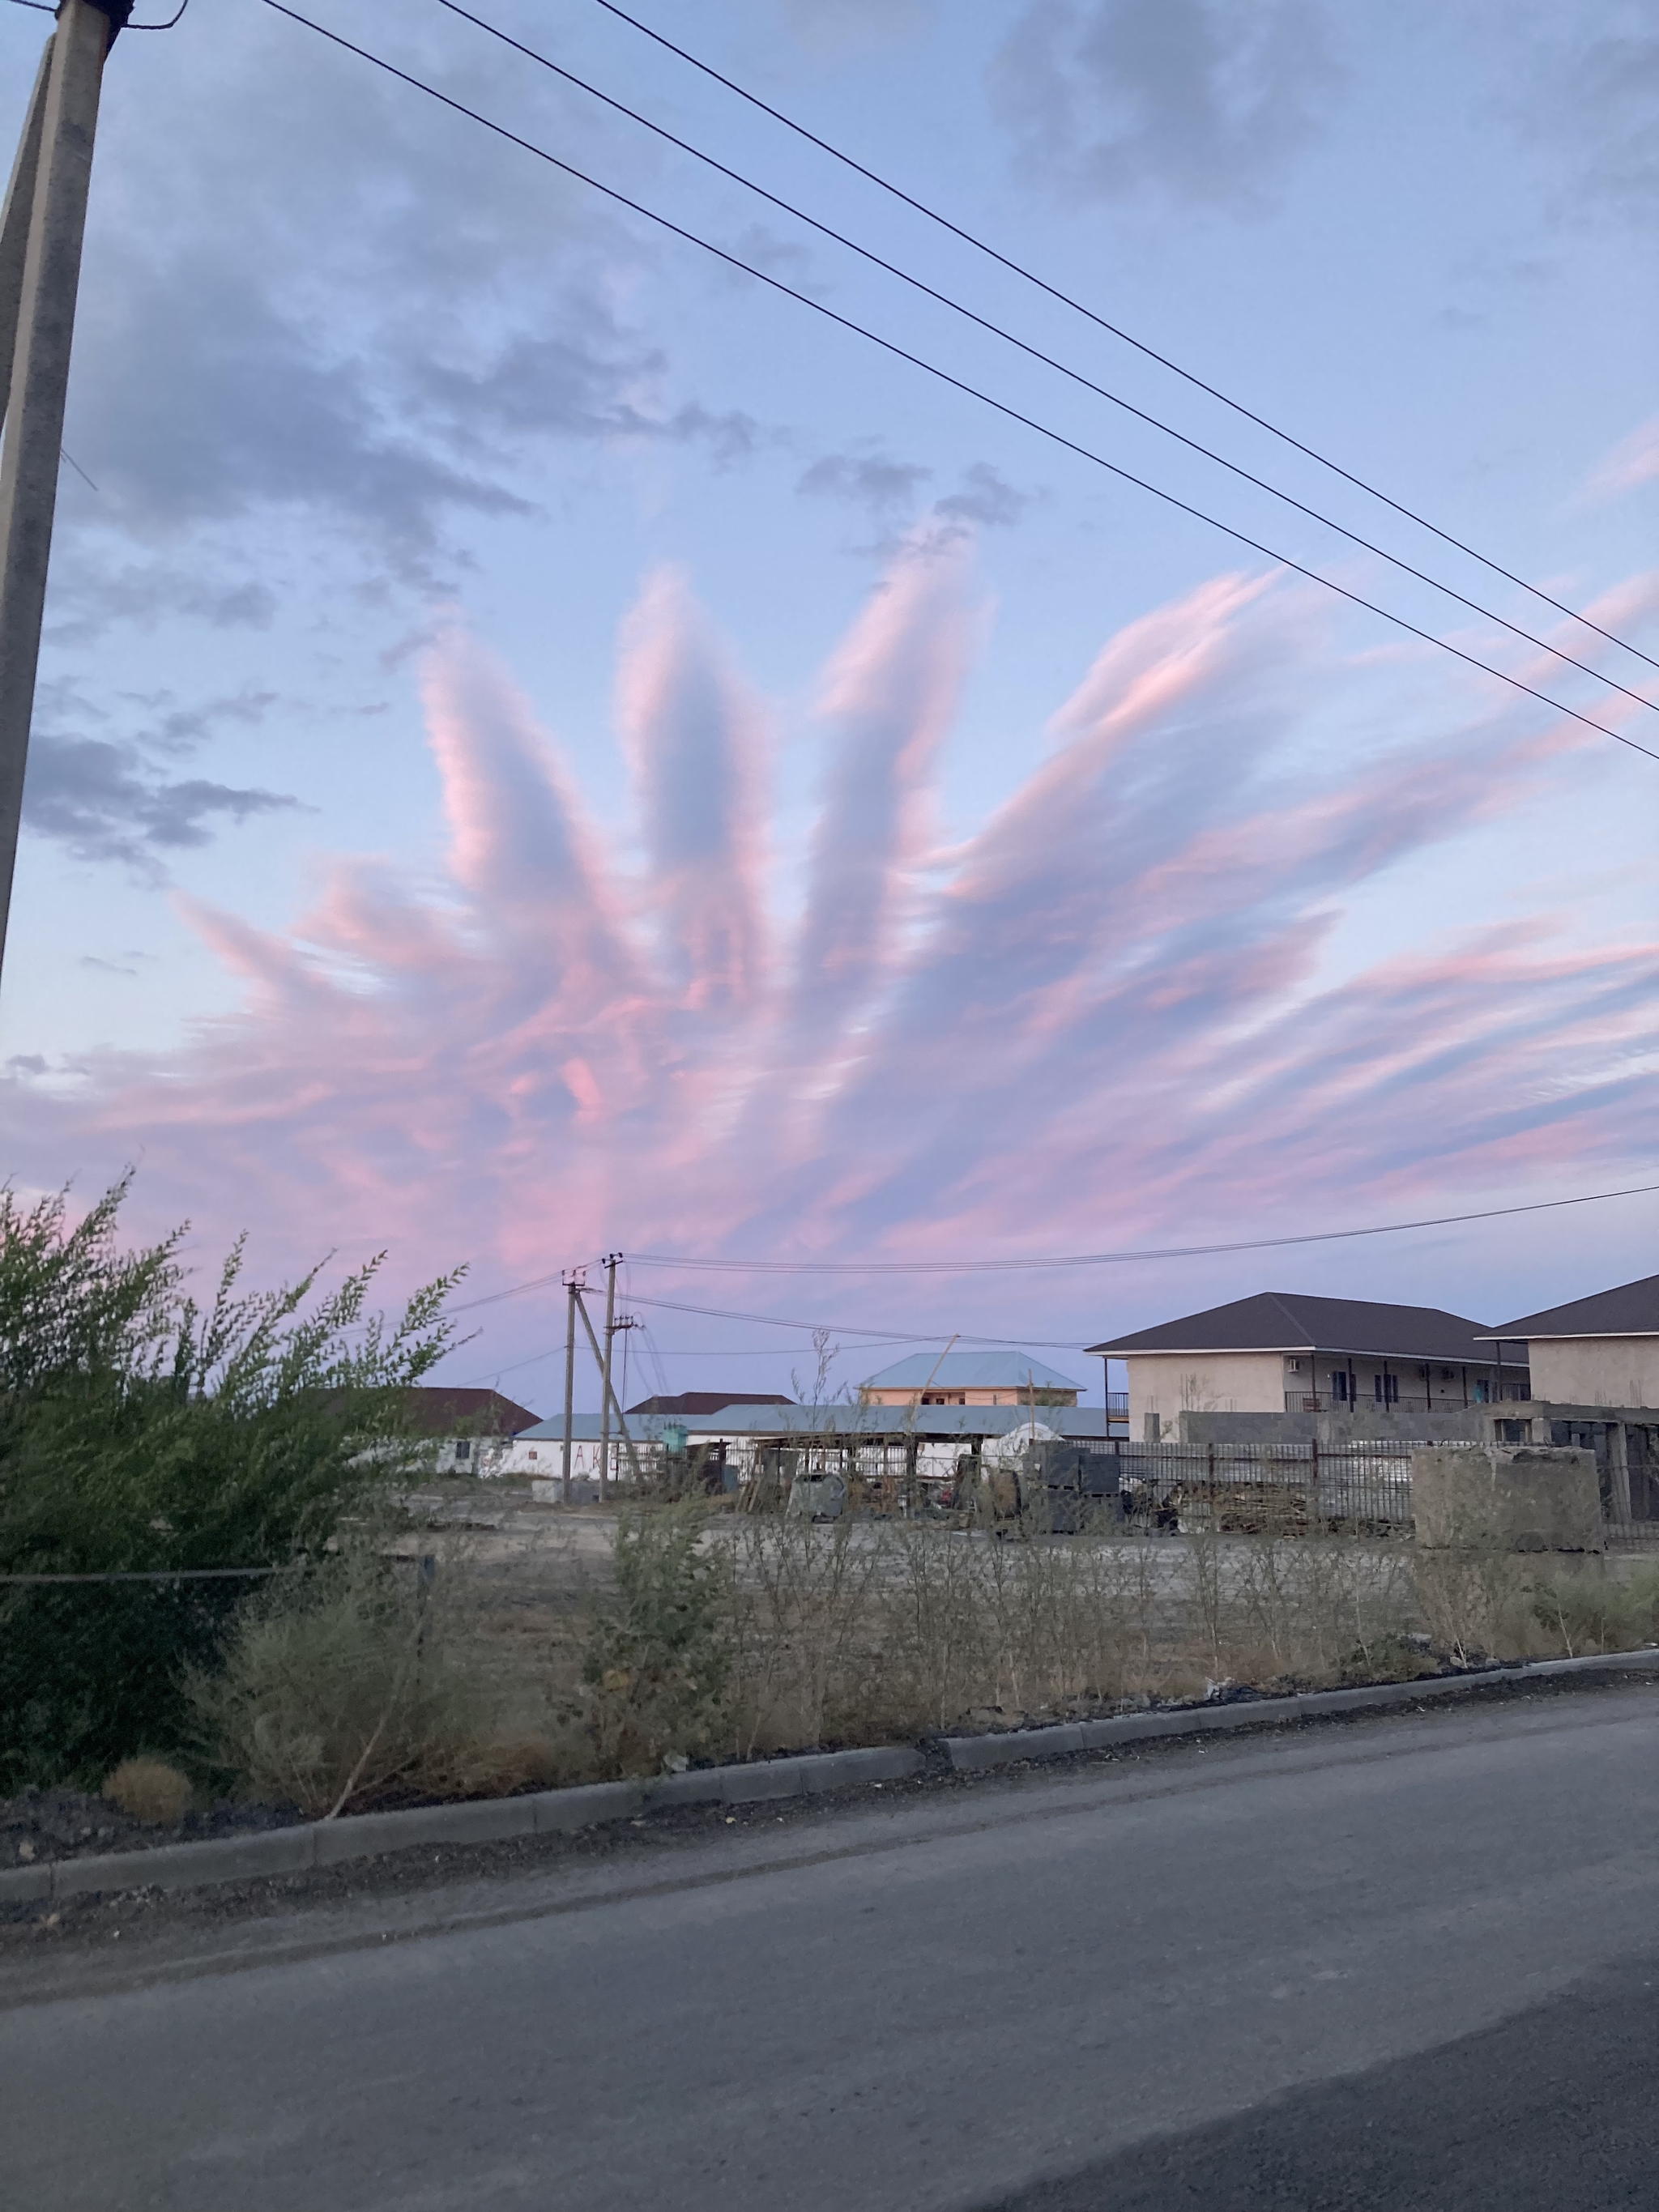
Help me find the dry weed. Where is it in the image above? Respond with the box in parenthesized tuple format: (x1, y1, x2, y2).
(102, 1755, 194, 1823)
(186, 1542, 549, 1814)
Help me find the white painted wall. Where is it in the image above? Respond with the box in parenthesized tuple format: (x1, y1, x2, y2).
(1126, 1353, 1288, 1438)
(1525, 1338, 1659, 1408)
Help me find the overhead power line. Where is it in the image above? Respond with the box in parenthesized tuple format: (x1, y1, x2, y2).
(629, 1178, 1659, 1273)
(435, 1178, 1659, 1350)
(438, 0, 1657, 724)
(586, 0, 1659, 684)
(261, 3, 1659, 768)
(626, 1291, 1093, 1351)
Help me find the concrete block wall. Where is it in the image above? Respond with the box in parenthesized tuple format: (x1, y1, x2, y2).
(1411, 1445, 1602, 1554)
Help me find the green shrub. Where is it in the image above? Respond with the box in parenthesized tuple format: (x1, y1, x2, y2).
(0, 1174, 461, 1788)
(582, 1505, 734, 1775)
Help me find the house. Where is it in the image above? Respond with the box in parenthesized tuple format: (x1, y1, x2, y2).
(404, 1386, 542, 1474)
(626, 1392, 795, 1417)
(859, 1351, 1083, 1409)
(1089, 1293, 1529, 1442)
(1480, 1275, 1659, 1409)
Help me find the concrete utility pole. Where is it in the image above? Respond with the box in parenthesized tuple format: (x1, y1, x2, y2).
(574, 1277, 642, 1488)
(0, 1, 131, 978)
(560, 1271, 582, 1506)
(599, 1252, 619, 1500)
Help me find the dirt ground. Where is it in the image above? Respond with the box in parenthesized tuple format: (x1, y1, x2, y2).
(0, 1785, 305, 1871)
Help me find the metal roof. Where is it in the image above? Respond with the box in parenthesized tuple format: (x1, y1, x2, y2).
(625, 1392, 795, 1416)
(1090, 1292, 1499, 1365)
(859, 1351, 1083, 1392)
(517, 1404, 1115, 1443)
(512, 1413, 606, 1443)
(1479, 1273, 1659, 1341)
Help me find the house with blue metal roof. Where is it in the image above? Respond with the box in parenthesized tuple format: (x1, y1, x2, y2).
(859, 1351, 1083, 1408)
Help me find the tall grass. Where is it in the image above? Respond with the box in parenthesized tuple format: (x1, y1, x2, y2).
(186, 1541, 579, 1814)
(189, 1507, 1659, 1804)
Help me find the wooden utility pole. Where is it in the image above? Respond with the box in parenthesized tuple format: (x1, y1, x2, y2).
(0, 1, 132, 978)
(560, 1271, 582, 1505)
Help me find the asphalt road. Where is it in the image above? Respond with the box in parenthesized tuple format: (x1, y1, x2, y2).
(6, 1686, 1659, 2210)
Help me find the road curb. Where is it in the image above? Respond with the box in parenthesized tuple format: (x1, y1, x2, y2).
(5, 1655, 1653, 1906)
(939, 1647, 1659, 1771)
(0, 1743, 923, 1904)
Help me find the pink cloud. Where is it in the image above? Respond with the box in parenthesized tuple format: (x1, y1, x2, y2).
(4, 541, 1657, 1336)
(615, 567, 769, 1014)
(1587, 416, 1659, 502)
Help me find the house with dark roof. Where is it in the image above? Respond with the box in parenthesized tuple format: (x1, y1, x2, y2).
(1481, 1275, 1659, 1409)
(403, 1386, 542, 1474)
(626, 1392, 795, 1417)
(1090, 1293, 1529, 1442)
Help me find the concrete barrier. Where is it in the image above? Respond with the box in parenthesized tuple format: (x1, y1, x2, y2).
(939, 1648, 1659, 1771)
(1413, 1444, 1603, 1553)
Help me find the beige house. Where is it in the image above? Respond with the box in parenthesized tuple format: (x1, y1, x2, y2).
(859, 1351, 1082, 1409)
(1480, 1275, 1659, 1408)
(1090, 1292, 1528, 1442)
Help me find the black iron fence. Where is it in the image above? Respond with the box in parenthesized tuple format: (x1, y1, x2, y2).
(590, 1428, 1659, 1544)
(1033, 1439, 1416, 1535)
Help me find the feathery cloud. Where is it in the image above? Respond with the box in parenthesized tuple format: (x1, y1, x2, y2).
(3, 543, 1655, 1316)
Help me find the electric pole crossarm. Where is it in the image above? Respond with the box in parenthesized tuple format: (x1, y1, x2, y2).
(0, 41, 52, 440)
(0, 0, 125, 974)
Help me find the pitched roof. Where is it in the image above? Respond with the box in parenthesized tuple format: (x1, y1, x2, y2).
(1090, 1293, 1495, 1365)
(625, 1392, 795, 1416)
(520, 1404, 1117, 1441)
(859, 1351, 1082, 1392)
(403, 1387, 542, 1436)
(1479, 1274, 1659, 1340)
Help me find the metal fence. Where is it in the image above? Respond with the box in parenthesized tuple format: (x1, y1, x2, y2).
(1047, 1440, 1416, 1536)
(561, 1430, 1659, 1545)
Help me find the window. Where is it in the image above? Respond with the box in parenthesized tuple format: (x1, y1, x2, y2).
(1473, 1379, 1491, 1404)
(1496, 1419, 1532, 1444)
(454, 1439, 471, 1460)
(1373, 1373, 1398, 1406)
(1332, 1371, 1351, 1404)
(1285, 1357, 1303, 1374)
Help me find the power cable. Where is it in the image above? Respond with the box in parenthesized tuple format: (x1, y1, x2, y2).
(258, 4, 1659, 768)
(628, 1290, 1094, 1350)
(438, 0, 1658, 723)
(629, 1177, 1659, 1274)
(59, 446, 99, 492)
(444, 1183, 1659, 1323)
(585, 0, 1659, 682)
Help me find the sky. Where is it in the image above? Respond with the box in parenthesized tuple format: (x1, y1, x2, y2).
(0, 0, 1656, 1416)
